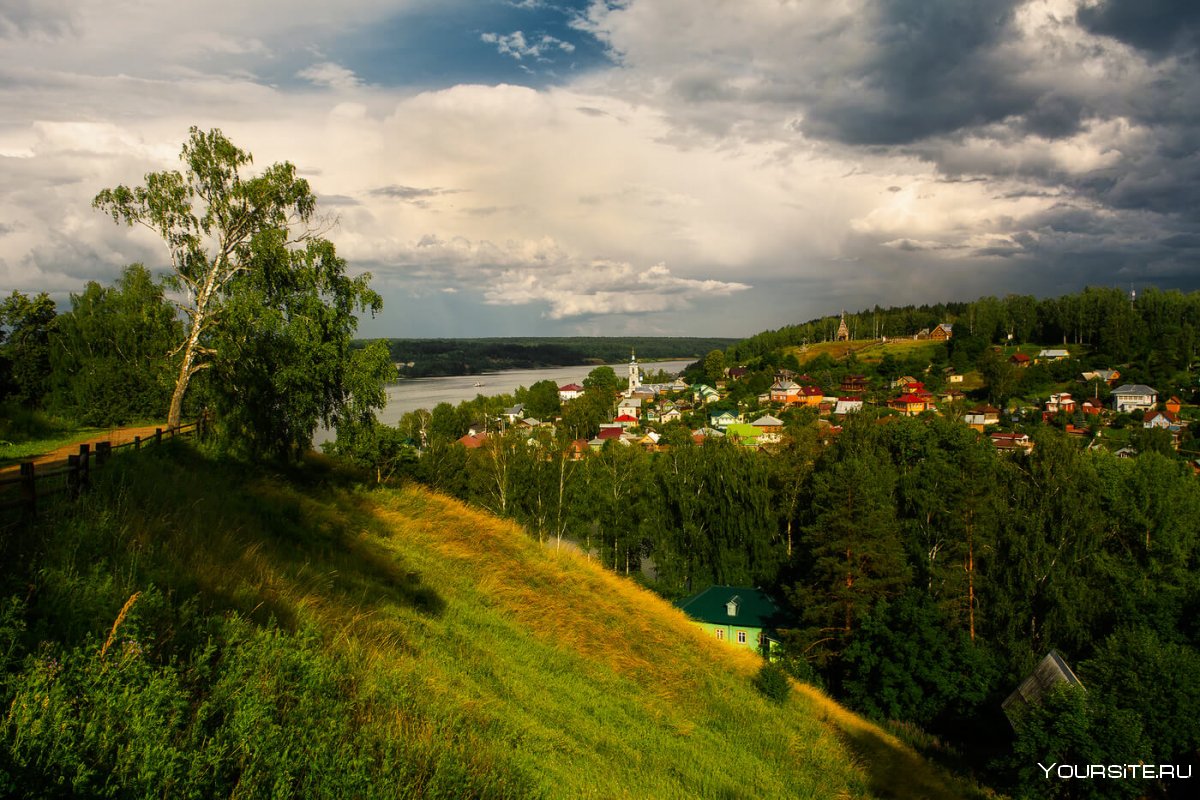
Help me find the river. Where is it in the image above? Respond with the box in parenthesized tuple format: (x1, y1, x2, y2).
(315, 359, 696, 444)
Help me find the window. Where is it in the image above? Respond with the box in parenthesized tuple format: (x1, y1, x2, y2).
(737, 631, 747, 644)
(715, 629, 725, 640)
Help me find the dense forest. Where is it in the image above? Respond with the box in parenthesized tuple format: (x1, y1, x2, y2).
(382, 336, 738, 377)
(732, 287, 1199, 375)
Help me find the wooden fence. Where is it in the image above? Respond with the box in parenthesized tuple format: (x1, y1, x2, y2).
(0, 421, 201, 519)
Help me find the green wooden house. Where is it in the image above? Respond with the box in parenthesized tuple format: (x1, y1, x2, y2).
(677, 586, 783, 656)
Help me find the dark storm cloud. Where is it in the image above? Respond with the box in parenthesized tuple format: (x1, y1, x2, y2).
(1076, 0, 1200, 57)
(802, 0, 1029, 146)
(1076, 150, 1200, 220)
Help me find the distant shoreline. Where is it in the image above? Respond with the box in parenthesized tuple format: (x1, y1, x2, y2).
(373, 336, 735, 379)
(389, 355, 699, 380)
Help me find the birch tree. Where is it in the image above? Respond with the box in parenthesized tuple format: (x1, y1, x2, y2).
(94, 127, 378, 434)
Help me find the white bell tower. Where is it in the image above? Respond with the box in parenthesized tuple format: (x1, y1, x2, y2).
(627, 349, 641, 393)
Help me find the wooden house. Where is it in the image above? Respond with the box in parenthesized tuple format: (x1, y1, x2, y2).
(677, 586, 783, 655)
(839, 374, 869, 394)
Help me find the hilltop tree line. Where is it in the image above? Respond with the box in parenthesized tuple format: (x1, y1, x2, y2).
(399, 406, 1200, 796)
(730, 287, 1200, 377)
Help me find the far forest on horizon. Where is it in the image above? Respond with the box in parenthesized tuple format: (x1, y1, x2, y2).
(378, 336, 739, 378)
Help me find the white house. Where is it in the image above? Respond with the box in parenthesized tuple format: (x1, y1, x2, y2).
(558, 383, 584, 402)
(1143, 409, 1182, 432)
(1111, 384, 1157, 413)
(617, 397, 642, 419)
(710, 409, 739, 429)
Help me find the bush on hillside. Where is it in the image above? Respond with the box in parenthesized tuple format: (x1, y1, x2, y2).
(754, 662, 791, 704)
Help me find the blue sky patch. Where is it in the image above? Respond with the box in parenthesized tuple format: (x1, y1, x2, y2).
(326, 0, 611, 90)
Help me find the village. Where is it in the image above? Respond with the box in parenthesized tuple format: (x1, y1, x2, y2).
(446, 311, 1198, 472)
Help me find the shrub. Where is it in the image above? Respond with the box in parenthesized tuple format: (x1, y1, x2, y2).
(753, 662, 791, 704)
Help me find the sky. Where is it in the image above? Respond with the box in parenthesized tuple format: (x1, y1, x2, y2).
(2, 0, 1199, 338)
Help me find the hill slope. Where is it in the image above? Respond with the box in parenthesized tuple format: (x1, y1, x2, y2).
(0, 444, 982, 798)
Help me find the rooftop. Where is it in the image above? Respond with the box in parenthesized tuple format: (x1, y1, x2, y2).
(677, 586, 783, 629)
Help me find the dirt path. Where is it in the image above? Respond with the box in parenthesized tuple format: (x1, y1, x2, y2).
(0, 424, 170, 476)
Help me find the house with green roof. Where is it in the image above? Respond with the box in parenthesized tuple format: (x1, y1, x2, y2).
(677, 586, 783, 656)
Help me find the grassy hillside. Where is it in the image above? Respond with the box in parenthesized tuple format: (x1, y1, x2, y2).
(785, 338, 945, 366)
(0, 444, 985, 798)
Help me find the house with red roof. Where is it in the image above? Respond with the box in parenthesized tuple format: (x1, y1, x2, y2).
(456, 433, 487, 449)
(558, 383, 584, 402)
(888, 393, 929, 416)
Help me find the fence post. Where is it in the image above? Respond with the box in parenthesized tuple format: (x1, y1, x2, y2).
(155, 428, 162, 445)
(78, 444, 90, 492)
(134, 435, 141, 450)
(97, 441, 111, 466)
(20, 462, 36, 517)
(68, 454, 81, 499)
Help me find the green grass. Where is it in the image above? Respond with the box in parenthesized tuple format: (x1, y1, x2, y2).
(0, 444, 989, 798)
(786, 338, 945, 367)
(0, 405, 103, 465)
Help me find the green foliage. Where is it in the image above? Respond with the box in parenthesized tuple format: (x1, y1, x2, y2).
(1081, 627, 1200, 767)
(838, 591, 996, 726)
(0, 406, 83, 448)
(520, 379, 561, 420)
(1008, 685, 1150, 800)
(753, 662, 791, 704)
(703, 349, 726, 384)
(560, 390, 611, 440)
(0, 291, 56, 407)
(429, 401, 467, 444)
(977, 346, 1019, 406)
(650, 439, 781, 594)
(1129, 425, 1174, 456)
(48, 265, 179, 426)
(582, 365, 621, 396)
(794, 420, 910, 657)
